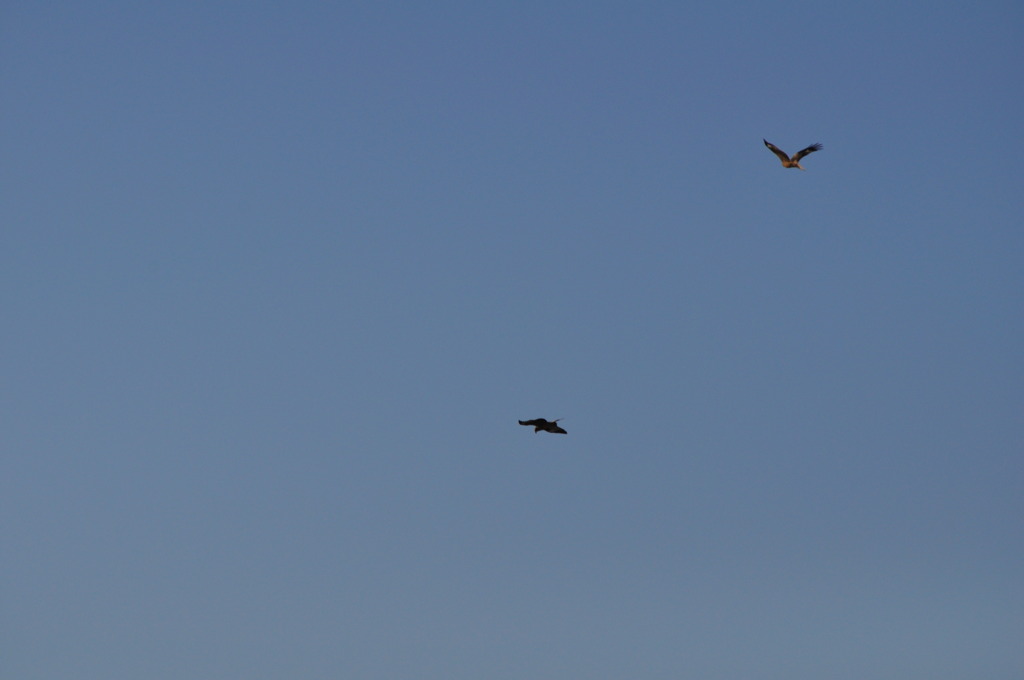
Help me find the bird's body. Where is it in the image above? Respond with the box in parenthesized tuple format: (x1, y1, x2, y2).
(763, 139, 823, 170)
(518, 418, 567, 434)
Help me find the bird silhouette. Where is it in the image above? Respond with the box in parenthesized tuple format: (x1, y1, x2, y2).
(763, 139, 823, 170)
(518, 418, 567, 434)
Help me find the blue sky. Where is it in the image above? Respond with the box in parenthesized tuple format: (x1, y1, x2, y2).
(3, 2, 1022, 678)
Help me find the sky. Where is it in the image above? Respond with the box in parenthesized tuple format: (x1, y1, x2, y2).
(2, 2, 1022, 678)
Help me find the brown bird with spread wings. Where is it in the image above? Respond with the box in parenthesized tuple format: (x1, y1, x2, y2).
(763, 139, 823, 170)
(518, 418, 567, 434)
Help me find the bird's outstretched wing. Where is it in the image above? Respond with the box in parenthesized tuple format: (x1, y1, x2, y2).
(763, 139, 790, 162)
(791, 143, 823, 162)
(519, 419, 543, 427)
(546, 418, 567, 434)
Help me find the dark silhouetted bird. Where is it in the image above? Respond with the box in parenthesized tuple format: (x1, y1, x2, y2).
(763, 139, 823, 170)
(518, 418, 567, 434)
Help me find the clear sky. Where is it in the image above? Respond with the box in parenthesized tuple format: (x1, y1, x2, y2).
(3, 2, 1022, 678)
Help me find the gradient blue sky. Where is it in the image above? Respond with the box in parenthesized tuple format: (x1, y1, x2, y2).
(3, 2, 1022, 678)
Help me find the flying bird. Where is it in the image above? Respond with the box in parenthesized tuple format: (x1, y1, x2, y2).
(519, 418, 567, 434)
(763, 139, 823, 170)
